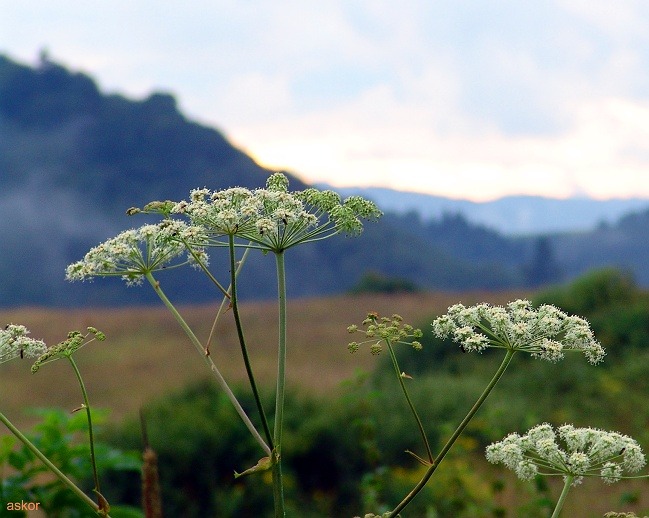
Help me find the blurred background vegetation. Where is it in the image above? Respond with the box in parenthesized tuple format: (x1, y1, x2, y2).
(4, 267, 647, 516)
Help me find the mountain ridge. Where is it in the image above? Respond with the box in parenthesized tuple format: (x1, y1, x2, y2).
(2, 52, 649, 307)
(320, 185, 649, 236)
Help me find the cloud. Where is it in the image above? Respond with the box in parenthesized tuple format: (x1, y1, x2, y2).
(2, 1, 649, 199)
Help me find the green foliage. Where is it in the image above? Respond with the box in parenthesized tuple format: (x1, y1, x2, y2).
(534, 267, 638, 315)
(0, 408, 141, 517)
(102, 378, 503, 517)
(349, 271, 421, 294)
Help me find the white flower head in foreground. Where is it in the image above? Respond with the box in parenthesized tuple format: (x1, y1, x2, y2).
(486, 423, 645, 485)
(0, 324, 47, 365)
(169, 172, 382, 252)
(66, 220, 208, 285)
(431, 299, 605, 364)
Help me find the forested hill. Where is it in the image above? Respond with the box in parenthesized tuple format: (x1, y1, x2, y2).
(1, 53, 648, 307)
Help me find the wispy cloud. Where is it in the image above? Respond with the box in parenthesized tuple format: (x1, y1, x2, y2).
(2, 1, 649, 199)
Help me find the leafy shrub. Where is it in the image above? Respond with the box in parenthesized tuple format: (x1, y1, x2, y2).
(0, 408, 141, 518)
(103, 377, 501, 517)
(349, 271, 421, 294)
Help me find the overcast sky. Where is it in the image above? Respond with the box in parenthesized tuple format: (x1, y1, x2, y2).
(2, 1, 649, 200)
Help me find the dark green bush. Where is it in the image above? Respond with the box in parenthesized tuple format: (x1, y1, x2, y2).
(103, 376, 501, 517)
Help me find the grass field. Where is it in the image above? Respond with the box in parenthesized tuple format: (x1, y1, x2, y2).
(1, 291, 527, 426)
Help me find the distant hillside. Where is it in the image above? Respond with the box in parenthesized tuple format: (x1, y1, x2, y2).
(0, 54, 302, 306)
(1, 53, 649, 307)
(324, 185, 649, 236)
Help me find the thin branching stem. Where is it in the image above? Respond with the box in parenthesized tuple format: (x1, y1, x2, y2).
(177, 233, 230, 298)
(272, 250, 287, 517)
(385, 340, 433, 464)
(0, 411, 109, 517)
(145, 271, 270, 456)
(389, 349, 516, 516)
(205, 246, 250, 351)
(228, 235, 273, 448)
(67, 356, 102, 505)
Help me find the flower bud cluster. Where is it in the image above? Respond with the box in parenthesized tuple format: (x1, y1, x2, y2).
(0, 324, 47, 365)
(486, 423, 645, 485)
(31, 327, 106, 373)
(66, 221, 208, 285)
(348, 313, 423, 355)
(432, 299, 605, 364)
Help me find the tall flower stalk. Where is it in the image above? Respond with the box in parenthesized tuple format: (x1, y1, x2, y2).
(32, 327, 111, 513)
(272, 251, 288, 515)
(1, 325, 111, 516)
(352, 300, 607, 516)
(228, 234, 273, 449)
(67, 172, 381, 517)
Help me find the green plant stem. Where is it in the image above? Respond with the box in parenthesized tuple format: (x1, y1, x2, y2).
(228, 235, 273, 449)
(178, 233, 230, 299)
(206, 246, 250, 351)
(67, 356, 102, 502)
(389, 349, 515, 517)
(385, 340, 433, 463)
(0, 410, 108, 516)
(272, 250, 287, 518)
(145, 271, 270, 456)
(551, 475, 574, 518)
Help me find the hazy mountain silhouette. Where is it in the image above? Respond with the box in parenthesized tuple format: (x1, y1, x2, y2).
(1, 53, 648, 307)
(325, 185, 649, 236)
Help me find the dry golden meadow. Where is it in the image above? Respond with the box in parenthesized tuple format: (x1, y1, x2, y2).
(0, 291, 525, 426)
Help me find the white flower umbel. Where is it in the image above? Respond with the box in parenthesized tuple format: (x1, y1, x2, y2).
(432, 299, 605, 364)
(116, 173, 381, 517)
(169, 172, 382, 253)
(388, 300, 607, 517)
(162, 173, 382, 517)
(0, 324, 47, 365)
(487, 424, 646, 517)
(67, 219, 269, 456)
(66, 220, 208, 285)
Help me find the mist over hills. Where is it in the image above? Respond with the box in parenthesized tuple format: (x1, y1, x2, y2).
(1, 52, 649, 307)
(324, 185, 649, 236)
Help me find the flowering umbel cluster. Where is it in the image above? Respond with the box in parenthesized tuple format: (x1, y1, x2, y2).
(431, 299, 605, 364)
(347, 313, 423, 355)
(65, 221, 208, 285)
(486, 423, 646, 485)
(0, 325, 47, 365)
(168, 172, 382, 252)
